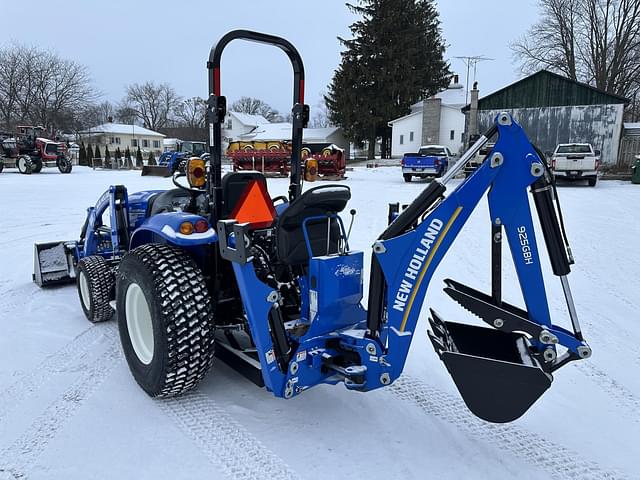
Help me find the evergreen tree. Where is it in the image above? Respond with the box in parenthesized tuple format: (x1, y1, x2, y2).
(86, 144, 95, 166)
(115, 147, 122, 169)
(147, 150, 156, 165)
(136, 146, 143, 168)
(94, 145, 102, 160)
(326, 0, 450, 158)
(125, 147, 132, 169)
(79, 142, 87, 166)
(104, 145, 111, 167)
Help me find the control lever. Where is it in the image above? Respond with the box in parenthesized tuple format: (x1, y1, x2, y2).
(344, 209, 356, 253)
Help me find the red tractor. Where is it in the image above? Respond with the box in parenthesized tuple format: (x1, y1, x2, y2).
(0, 125, 72, 174)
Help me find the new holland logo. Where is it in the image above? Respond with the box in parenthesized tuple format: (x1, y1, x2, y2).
(393, 218, 444, 313)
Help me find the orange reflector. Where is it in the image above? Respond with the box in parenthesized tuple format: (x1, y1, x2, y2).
(230, 180, 276, 229)
(187, 158, 206, 188)
(179, 222, 194, 234)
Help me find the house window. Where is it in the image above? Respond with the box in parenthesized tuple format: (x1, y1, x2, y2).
(400, 134, 404, 145)
(450, 130, 455, 141)
(115, 137, 121, 145)
(226, 118, 232, 129)
(153, 140, 160, 149)
(409, 131, 414, 142)
(110, 137, 115, 144)
(142, 139, 149, 148)
(131, 139, 138, 147)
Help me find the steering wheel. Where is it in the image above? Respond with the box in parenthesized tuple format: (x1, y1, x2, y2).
(172, 170, 206, 194)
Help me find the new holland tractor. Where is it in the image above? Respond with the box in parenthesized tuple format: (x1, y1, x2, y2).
(33, 31, 591, 423)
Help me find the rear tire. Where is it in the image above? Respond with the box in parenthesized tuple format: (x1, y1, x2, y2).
(588, 177, 597, 187)
(17, 155, 32, 174)
(77, 256, 115, 323)
(0, 161, 4, 173)
(403, 173, 412, 182)
(116, 243, 215, 397)
(57, 156, 72, 173)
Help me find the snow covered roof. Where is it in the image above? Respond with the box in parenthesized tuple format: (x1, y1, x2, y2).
(388, 111, 421, 126)
(229, 111, 270, 127)
(623, 122, 640, 135)
(389, 85, 467, 125)
(82, 123, 165, 137)
(237, 124, 341, 142)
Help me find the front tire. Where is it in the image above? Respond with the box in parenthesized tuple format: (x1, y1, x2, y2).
(32, 157, 43, 173)
(17, 155, 33, 174)
(403, 173, 412, 182)
(116, 244, 215, 397)
(77, 256, 115, 323)
(57, 156, 72, 173)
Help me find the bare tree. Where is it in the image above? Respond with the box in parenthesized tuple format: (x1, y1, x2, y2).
(230, 96, 280, 121)
(309, 93, 332, 128)
(0, 43, 96, 131)
(124, 82, 181, 130)
(174, 97, 206, 129)
(512, 0, 640, 115)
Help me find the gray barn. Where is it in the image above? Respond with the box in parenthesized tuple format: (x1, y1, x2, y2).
(463, 70, 628, 164)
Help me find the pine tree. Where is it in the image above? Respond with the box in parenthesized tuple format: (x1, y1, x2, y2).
(125, 147, 132, 169)
(115, 147, 122, 169)
(104, 145, 111, 167)
(86, 144, 95, 166)
(136, 146, 143, 168)
(326, 0, 450, 158)
(94, 145, 102, 161)
(147, 150, 156, 165)
(79, 142, 87, 166)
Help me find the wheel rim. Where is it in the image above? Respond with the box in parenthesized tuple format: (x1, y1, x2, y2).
(125, 282, 154, 364)
(79, 271, 91, 310)
(18, 157, 26, 172)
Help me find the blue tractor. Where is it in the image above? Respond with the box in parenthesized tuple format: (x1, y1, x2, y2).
(33, 31, 592, 423)
(141, 140, 208, 176)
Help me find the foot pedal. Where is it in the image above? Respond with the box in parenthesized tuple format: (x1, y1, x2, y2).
(428, 310, 552, 423)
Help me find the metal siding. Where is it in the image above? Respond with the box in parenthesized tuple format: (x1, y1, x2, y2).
(478, 105, 621, 164)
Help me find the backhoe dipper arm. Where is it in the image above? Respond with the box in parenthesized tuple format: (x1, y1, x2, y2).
(369, 113, 590, 399)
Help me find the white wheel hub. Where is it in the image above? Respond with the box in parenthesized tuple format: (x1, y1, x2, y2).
(18, 157, 27, 172)
(125, 282, 154, 364)
(79, 270, 91, 310)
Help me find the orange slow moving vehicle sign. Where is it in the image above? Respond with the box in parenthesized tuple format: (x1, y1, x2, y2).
(230, 180, 277, 229)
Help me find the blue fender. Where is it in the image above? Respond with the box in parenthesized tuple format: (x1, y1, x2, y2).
(129, 212, 217, 250)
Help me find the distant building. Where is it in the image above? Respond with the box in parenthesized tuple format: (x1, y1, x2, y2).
(389, 76, 467, 158)
(619, 122, 640, 169)
(80, 122, 165, 156)
(462, 70, 629, 165)
(237, 123, 350, 158)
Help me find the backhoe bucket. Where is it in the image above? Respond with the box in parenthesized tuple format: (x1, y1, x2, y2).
(33, 241, 77, 287)
(141, 165, 171, 177)
(428, 311, 552, 423)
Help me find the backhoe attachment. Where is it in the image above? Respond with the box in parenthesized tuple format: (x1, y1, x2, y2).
(368, 112, 590, 422)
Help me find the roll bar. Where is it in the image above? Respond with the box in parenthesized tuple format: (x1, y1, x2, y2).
(206, 30, 308, 224)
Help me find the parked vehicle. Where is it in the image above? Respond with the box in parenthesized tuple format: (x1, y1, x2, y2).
(0, 126, 72, 174)
(550, 143, 600, 186)
(32, 30, 592, 425)
(464, 142, 495, 177)
(402, 145, 453, 182)
(142, 140, 207, 176)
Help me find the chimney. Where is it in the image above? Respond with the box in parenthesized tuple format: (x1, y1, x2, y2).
(469, 82, 480, 140)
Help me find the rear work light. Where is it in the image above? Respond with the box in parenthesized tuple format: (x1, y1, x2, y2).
(187, 157, 206, 188)
(179, 222, 194, 235)
(194, 219, 209, 233)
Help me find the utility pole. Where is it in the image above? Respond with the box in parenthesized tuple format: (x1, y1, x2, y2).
(454, 55, 494, 105)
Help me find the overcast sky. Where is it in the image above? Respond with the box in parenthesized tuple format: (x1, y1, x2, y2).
(2, 0, 539, 115)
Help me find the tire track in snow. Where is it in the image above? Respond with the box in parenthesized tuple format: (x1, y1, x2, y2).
(575, 363, 640, 423)
(0, 329, 120, 479)
(0, 325, 113, 425)
(389, 375, 628, 480)
(158, 392, 300, 480)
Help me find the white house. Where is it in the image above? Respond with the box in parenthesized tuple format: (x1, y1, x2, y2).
(389, 77, 467, 158)
(237, 123, 350, 158)
(80, 123, 165, 155)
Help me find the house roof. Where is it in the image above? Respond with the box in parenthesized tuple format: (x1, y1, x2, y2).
(229, 111, 270, 126)
(237, 124, 341, 142)
(388, 111, 422, 126)
(462, 69, 629, 112)
(82, 123, 165, 137)
(624, 123, 640, 135)
(389, 84, 467, 125)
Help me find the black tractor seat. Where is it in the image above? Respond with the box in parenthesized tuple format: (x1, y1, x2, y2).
(147, 189, 205, 216)
(276, 184, 351, 266)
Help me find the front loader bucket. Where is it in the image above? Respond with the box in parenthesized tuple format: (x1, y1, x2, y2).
(33, 241, 76, 287)
(429, 311, 552, 423)
(141, 165, 171, 177)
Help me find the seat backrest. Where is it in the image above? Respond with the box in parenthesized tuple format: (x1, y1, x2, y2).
(276, 185, 351, 265)
(221, 171, 269, 218)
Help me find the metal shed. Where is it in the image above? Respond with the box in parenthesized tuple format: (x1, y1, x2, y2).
(463, 70, 628, 164)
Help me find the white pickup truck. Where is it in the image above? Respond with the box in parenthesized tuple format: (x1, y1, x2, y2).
(551, 143, 600, 186)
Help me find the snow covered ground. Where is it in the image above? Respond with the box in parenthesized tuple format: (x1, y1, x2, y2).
(0, 165, 638, 480)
